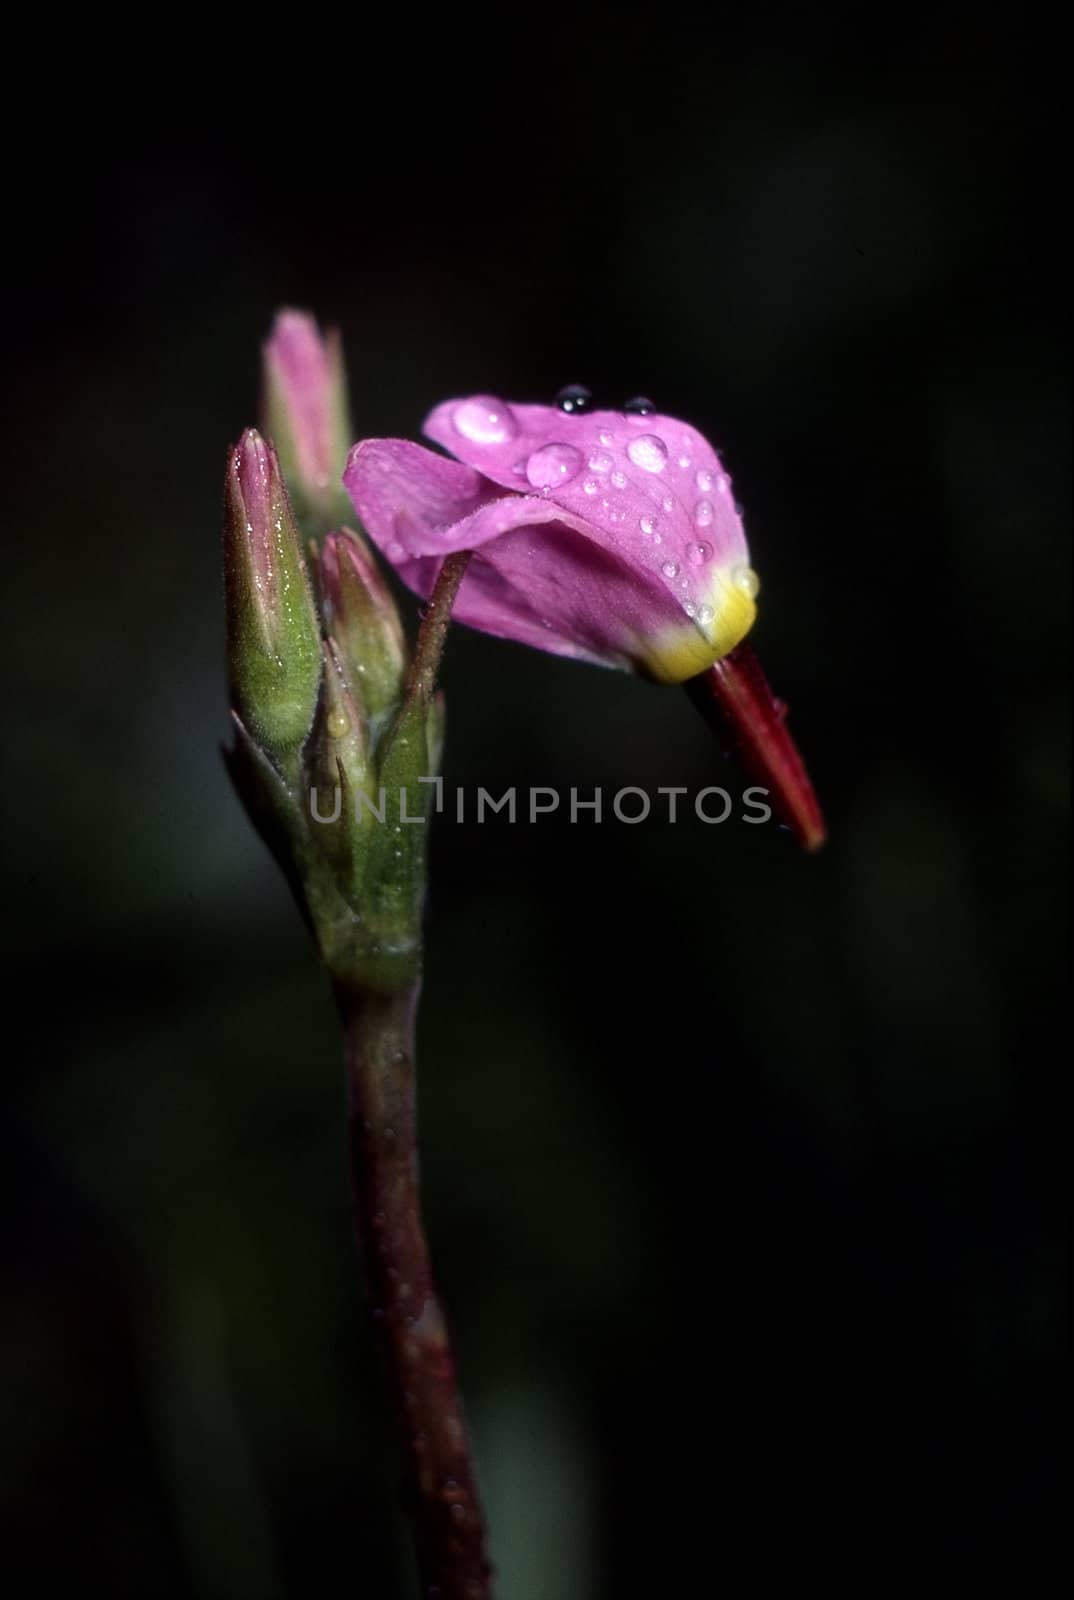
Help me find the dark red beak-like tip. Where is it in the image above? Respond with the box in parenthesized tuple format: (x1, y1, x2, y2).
(685, 643, 827, 852)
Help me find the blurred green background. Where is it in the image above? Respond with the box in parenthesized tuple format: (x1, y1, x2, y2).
(2, 16, 1066, 1597)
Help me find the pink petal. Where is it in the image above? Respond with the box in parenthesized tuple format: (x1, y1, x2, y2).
(423, 396, 749, 580)
(345, 438, 754, 680)
(396, 523, 695, 671)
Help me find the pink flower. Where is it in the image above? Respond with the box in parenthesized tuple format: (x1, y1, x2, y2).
(344, 394, 759, 683)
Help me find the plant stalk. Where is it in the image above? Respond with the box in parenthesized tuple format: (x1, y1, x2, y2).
(336, 980, 492, 1599)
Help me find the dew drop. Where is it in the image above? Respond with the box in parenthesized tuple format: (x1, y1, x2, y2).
(327, 708, 349, 738)
(387, 540, 406, 562)
(717, 474, 730, 495)
(582, 478, 599, 495)
(610, 469, 628, 489)
(587, 450, 613, 474)
(556, 383, 592, 414)
(694, 499, 714, 528)
(688, 540, 712, 565)
(661, 560, 679, 578)
(731, 564, 761, 598)
(598, 430, 614, 447)
(623, 395, 655, 416)
(696, 468, 714, 492)
(639, 514, 658, 536)
(697, 603, 715, 625)
(608, 506, 628, 524)
(627, 434, 668, 473)
(526, 442, 583, 490)
(452, 396, 516, 444)
(682, 599, 697, 617)
(661, 496, 675, 512)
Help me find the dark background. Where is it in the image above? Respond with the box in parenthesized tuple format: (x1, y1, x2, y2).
(3, 14, 1066, 1597)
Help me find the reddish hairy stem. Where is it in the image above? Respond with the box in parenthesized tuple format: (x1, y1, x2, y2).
(336, 981, 492, 1600)
(406, 551, 473, 703)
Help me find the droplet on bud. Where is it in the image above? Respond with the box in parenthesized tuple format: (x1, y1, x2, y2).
(623, 395, 656, 416)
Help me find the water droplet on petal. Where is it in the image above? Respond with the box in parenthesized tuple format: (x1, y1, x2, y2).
(661, 496, 675, 512)
(694, 499, 714, 527)
(682, 599, 697, 617)
(627, 434, 668, 473)
(661, 560, 679, 578)
(696, 468, 714, 492)
(640, 514, 658, 536)
(608, 506, 628, 525)
(717, 474, 730, 495)
(731, 564, 760, 598)
(556, 383, 592, 414)
(697, 603, 715, 625)
(688, 540, 712, 565)
(623, 395, 655, 417)
(583, 478, 599, 495)
(588, 450, 613, 474)
(610, 469, 628, 489)
(598, 431, 614, 447)
(526, 442, 583, 490)
(452, 396, 517, 444)
(387, 540, 406, 562)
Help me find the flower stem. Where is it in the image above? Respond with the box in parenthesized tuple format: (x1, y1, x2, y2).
(336, 979, 492, 1599)
(406, 552, 473, 703)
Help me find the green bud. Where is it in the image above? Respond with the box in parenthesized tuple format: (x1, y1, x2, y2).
(321, 530, 407, 723)
(306, 636, 372, 876)
(223, 429, 322, 776)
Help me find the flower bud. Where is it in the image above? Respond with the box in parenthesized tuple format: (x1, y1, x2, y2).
(262, 310, 352, 529)
(223, 429, 322, 773)
(320, 530, 407, 722)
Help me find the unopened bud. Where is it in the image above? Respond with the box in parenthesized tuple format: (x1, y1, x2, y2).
(321, 530, 407, 721)
(223, 429, 321, 773)
(262, 309, 352, 529)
